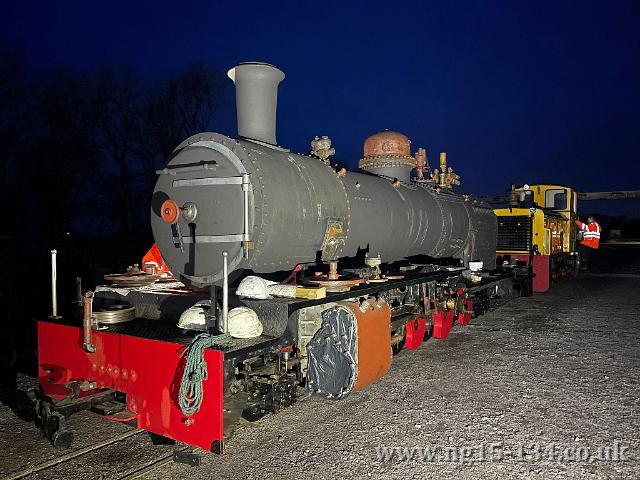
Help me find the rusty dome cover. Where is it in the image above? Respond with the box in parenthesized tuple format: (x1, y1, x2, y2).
(363, 130, 411, 158)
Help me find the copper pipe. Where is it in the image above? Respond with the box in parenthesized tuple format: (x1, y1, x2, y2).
(439, 152, 447, 188)
(415, 148, 427, 180)
(328, 261, 339, 280)
(82, 292, 96, 353)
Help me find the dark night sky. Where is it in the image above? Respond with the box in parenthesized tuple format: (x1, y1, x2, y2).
(3, 0, 639, 216)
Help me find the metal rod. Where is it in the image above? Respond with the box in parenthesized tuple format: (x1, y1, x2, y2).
(421, 282, 429, 316)
(242, 173, 250, 258)
(75, 277, 83, 305)
(222, 251, 229, 333)
(208, 285, 218, 334)
(50, 249, 61, 319)
(82, 291, 96, 353)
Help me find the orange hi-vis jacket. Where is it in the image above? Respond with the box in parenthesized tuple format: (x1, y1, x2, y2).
(576, 220, 602, 249)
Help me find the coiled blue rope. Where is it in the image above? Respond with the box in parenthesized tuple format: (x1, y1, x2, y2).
(178, 332, 232, 417)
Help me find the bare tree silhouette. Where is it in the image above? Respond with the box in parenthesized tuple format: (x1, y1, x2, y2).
(0, 51, 31, 233)
(0, 51, 228, 377)
(90, 62, 226, 233)
(136, 63, 226, 185)
(91, 66, 142, 233)
(0, 52, 227, 238)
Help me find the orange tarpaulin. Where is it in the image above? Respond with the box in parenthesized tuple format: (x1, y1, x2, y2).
(142, 243, 172, 274)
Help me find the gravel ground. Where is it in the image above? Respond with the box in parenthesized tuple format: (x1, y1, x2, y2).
(1, 250, 639, 479)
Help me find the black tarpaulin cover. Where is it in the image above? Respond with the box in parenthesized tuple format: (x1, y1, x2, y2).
(305, 305, 358, 398)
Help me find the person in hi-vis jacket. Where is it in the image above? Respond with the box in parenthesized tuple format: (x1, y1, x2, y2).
(575, 216, 602, 271)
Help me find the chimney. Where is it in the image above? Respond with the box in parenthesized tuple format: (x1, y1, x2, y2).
(227, 62, 285, 145)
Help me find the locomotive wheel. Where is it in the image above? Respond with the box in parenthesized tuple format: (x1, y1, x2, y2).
(51, 429, 74, 450)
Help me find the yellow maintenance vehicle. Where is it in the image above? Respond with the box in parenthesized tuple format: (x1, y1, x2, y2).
(493, 184, 579, 292)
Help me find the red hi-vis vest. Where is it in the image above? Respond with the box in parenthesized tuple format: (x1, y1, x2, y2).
(576, 220, 602, 249)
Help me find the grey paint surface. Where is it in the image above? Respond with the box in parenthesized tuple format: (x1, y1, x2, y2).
(151, 133, 497, 287)
(227, 62, 285, 145)
(364, 166, 414, 184)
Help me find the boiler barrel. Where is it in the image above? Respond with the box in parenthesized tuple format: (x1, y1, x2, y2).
(151, 133, 496, 287)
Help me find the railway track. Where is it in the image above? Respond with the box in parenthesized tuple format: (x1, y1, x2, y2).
(119, 447, 189, 480)
(2, 428, 190, 480)
(2, 388, 313, 480)
(4, 429, 141, 480)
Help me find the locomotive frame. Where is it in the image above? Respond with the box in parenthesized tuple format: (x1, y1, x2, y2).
(36, 265, 530, 452)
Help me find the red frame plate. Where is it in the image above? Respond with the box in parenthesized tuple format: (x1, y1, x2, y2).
(432, 309, 454, 339)
(38, 321, 224, 451)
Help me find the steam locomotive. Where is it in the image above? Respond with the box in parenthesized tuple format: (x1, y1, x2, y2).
(36, 62, 533, 454)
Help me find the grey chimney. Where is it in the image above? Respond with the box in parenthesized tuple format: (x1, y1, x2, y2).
(227, 62, 285, 145)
